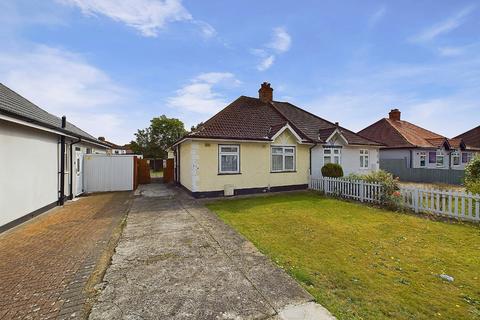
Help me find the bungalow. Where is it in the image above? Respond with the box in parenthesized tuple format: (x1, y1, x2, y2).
(0, 83, 110, 231)
(358, 109, 478, 170)
(170, 82, 381, 198)
(455, 125, 480, 149)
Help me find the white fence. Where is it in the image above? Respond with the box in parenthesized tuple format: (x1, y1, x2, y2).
(309, 177, 383, 203)
(309, 177, 480, 222)
(400, 187, 480, 222)
(83, 154, 135, 193)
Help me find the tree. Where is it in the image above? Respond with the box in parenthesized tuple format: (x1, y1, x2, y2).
(190, 122, 204, 133)
(130, 115, 186, 158)
(465, 155, 480, 195)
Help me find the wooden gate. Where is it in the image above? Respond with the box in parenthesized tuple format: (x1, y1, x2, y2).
(137, 159, 151, 184)
(164, 159, 174, 183)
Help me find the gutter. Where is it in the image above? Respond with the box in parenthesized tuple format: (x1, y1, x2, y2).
(69, 138, 82, 200)
(58, 116, 67, 205)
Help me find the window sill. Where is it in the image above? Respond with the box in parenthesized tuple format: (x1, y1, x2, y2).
(218, 172, 241, 175)
(270, 170, 297, 173)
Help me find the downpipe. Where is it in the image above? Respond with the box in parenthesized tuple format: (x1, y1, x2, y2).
(58, 116, 67, 205)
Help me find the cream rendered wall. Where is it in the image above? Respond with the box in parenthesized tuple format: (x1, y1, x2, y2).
(0, 120, 59, 227)
(180, 130, 310, 193)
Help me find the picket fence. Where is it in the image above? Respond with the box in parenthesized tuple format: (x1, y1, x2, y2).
(309, 177, 480, 222)
(309, 177, 384, 203)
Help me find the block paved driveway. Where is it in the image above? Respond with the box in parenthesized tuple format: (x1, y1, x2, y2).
(0, 192, 132, 320)
(89, 184, 334, 320)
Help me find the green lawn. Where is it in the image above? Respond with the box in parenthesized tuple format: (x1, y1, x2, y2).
(207, 192, 480, 320)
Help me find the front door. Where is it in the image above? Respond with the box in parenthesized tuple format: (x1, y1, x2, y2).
(75, 151, 84, 196)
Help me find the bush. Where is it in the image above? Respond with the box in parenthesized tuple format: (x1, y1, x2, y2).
(465, 155, 480, 195)
(321, 163, 344, 178)
(347, 170, 401, 210)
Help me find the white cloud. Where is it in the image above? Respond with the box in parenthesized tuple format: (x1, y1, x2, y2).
(368, 5, 386, 28)
(267, 27, 291, 53)
(0, 45, 138, 143)
(59, 0, 216, 38)
(410, 5, 476, 42)
(438, 46, 465, 57)
(252, 27, 291, 71)
(167, 72, 240, 115)
(257, 55, 275, 71)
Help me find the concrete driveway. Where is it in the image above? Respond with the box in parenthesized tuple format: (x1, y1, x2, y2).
(89, 184, 335, 320)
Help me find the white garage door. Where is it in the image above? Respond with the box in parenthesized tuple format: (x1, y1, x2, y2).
(83, 155, 135, 192)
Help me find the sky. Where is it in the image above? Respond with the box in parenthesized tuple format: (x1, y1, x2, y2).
(0, 0, 479, 144)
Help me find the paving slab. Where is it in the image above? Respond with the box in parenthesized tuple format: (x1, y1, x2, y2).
(90, 183, 334, 319)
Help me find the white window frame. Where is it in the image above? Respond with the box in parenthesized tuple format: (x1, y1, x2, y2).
(436, 150, 445, 168)
(218, 144, 240, 174)
(359, 149, 369, 169)
(419, 152, 426, 167)
(323, 148, 341, 165)
(271, 146, 296, 172)
(451, 151, 460, 166)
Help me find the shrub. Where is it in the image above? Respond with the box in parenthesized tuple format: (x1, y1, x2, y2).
(465, 155, 480, 195)
(321, 163, 344, 178)
(348, 170, 401, 210)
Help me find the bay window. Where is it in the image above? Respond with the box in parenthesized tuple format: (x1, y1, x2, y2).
(272, 146, 295, 172)
(219, 145, 240, 174)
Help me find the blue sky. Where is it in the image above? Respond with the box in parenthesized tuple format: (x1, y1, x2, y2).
(1, 0, 479, 144)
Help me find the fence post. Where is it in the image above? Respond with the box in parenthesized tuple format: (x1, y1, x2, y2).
(413, 188, 419, 213)
(360, 180, 364, 202)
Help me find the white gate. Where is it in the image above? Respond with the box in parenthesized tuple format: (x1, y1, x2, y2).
(83, 154, 135, 193)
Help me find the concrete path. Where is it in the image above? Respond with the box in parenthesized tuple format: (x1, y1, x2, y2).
(89, 184, 335, 319)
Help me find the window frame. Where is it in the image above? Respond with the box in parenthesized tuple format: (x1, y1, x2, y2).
(419, 152, 426, 167)
(323, 147, 341, 165)
(436, 150, 445, 168)
(359, 149, 369, 169)
(218, 144, 240, 174)
(451, 151, 460, 166)
(271, 146, 296, 173)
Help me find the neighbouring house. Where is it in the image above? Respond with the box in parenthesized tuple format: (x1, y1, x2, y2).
(455, 125, 480, 149)
(358, 109, 478, 171)
(170, 82, 381, 198)
(0, 83, 110, 231)
(98, 137, 131, 155)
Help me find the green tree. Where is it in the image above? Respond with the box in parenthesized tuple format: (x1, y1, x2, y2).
(130, 115, 186, 158)
(465, 155, 480, 194)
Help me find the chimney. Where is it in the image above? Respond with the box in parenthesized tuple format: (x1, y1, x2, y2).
(389, 108, 401, 121)
(61, 115, 66, 128)
(98, 136, 105, 141)
(258, 82, 273, 103)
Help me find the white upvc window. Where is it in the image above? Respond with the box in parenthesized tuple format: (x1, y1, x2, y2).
(436, 150, 445, 167)
(324, 148, 341, 165)
(359, 149, 369, 169)
(219, 145, 240, 174)
(419, 152, 426, 167)
(271, 146, 295, 172)
(452, 151, 460, 166)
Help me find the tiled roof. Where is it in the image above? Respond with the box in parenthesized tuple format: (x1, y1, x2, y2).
(359, 117, 477, 150)
(455, 125, 480, 148)
(0, 83, 105, 145)
(185, 96, 380, 146)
